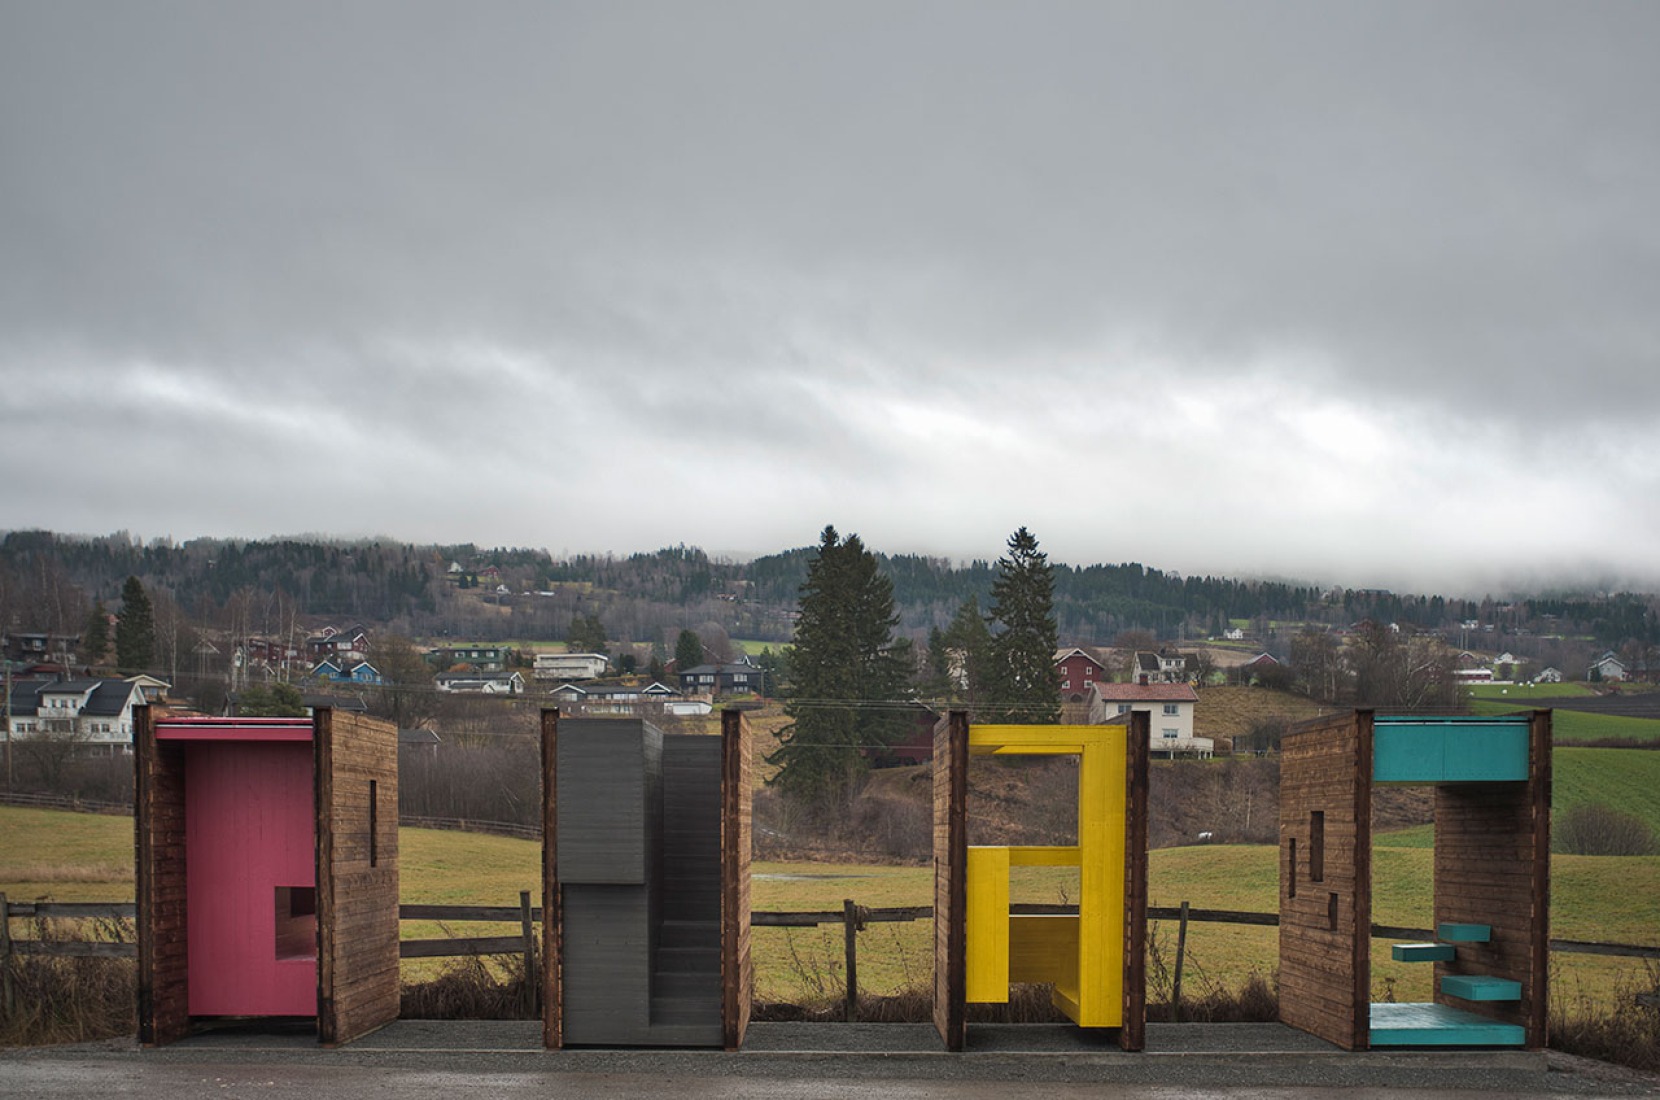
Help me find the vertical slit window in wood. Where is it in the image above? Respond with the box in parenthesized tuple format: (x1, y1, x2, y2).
(1287, 837, 1297, 899)
(1309, 810, 1325, 883)
(1327, 891, 1339, 931)
(369, 779, 379, 867)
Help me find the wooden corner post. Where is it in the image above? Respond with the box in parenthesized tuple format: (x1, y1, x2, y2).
(721, 707, 753, 1051)
(1120, 710, 1150, 1051)
(134, 703, 190, 1046)
(932, 710, 968, 1051)
(540, 708, 561, 1049)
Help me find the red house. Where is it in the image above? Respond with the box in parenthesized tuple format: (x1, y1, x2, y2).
(1056, 646, 1109, 704)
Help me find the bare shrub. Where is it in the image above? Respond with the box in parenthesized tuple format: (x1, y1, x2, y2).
(0, 915, 136, 1046)
(400, 953, 532, 1020)
(1554, 803, 1659, 856)
(1550, 964, 1660, 1072)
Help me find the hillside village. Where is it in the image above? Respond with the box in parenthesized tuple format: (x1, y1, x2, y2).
(1, 531, 1655, 785)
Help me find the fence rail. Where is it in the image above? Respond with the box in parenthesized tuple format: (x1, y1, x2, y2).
(6, 893, 1659, 1022)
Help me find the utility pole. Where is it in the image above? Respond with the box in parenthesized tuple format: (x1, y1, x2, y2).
(3, 660, 13, 790)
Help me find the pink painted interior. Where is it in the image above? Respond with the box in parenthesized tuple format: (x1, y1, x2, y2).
(185, 739, 317, 1017)
(159, 718, 312, 742)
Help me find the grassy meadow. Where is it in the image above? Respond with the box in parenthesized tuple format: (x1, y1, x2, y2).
(4, 804, 1655, 1012)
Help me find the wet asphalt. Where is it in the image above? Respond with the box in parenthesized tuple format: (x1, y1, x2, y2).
(3, 1021, 1658, 1099)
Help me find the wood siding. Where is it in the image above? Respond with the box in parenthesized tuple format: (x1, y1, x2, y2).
(1433, 709, 1551, 1048)
(720, 708, 752, 1051)
(932, 711, 968, 1051)
(315, 709, 400, 1046)
(541, 709, 562, 1049)
(135, 705, 191, 1046)
(1120, 710, 1150, 1052)
(1278, 710, 1372, 1050)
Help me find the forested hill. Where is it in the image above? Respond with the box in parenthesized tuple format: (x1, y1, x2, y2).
(2, 529, 1655, 654)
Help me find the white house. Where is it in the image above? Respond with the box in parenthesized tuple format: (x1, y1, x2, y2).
(1589, 652, 1629, 682)
(533, 652, 610, 681)
(3, 677, 147, 752)
(1533, 667, 1563, 684)
(1087, 682, 1210, 758)
(435, 670, 526, 695)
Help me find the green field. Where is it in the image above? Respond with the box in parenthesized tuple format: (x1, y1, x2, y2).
(1467, 698, 1660, 744)
(1378, 747, 1660, 847)
(5, 805, 1655, 1010)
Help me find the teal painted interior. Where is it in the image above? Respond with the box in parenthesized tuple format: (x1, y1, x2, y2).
(1440, 974, 1522, 1002)
(1373, 716, 1530, 784)
(1391, 942, 1456, 962)
(1368, 1002, 1526, 1047)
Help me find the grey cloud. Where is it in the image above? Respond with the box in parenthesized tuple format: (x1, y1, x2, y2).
(2, 2, 1657, 589)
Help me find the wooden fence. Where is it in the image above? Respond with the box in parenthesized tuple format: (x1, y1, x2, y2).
(6, 892, 1658, 1023)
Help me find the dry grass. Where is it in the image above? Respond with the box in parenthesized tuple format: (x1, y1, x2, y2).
(0, 915, 136, 1047)
(400, 953, 534, 1020)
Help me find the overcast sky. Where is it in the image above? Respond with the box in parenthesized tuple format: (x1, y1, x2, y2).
(3, 2, 1657, 598)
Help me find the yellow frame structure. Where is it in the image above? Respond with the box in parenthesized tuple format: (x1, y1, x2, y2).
(964, 723, 1128, 1027)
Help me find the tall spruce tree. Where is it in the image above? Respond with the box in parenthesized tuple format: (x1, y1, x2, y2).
(926, 595, 993, 708)
(768, 526, 911, 804)
(83, 600, 111, 666)
(675, 628, 705, 670)
(114, 575, 155, 675)
(984, 527, 1060, 723)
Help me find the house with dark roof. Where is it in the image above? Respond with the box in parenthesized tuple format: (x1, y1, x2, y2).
(677, 661, 766, 697)
(435, 670, 525, 695)
(3, 676, 147, 751)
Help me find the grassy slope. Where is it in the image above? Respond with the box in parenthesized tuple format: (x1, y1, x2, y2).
(1192, 686, 1330, 744)
(1376, 747, 1660, 848)
(1467, 697, 1660, 743)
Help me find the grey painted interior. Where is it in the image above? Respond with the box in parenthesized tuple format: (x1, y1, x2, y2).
(557, 719, 724, 1047)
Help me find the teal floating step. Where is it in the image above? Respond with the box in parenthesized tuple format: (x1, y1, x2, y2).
(1441, 974, 1522, 1002)
(1438, 922, 1492, 943)
(1369, 1002, 1526, 1047)
(1392, 942, 1456, 963)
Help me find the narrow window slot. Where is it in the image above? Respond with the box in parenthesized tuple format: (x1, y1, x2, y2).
(1309, 810, 1325, 883)
(369, 779, 379, 867)
(1287, 837, 1297, 899)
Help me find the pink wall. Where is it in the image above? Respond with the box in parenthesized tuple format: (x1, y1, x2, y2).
(185, 740, 316, 1016)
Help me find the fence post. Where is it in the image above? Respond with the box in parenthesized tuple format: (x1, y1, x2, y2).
(519, 890, 537, 1019)
(0, 892, 13, 1019)
(843, 898, 859, 1023)
(1171, 900, 1189, 1023)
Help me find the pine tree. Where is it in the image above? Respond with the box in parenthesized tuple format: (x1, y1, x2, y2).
(675, 628, 705, 670)
(83, 600, 111, 666)
(984, 527, 1059, 723)
(767, 526, 912, 804)
(114, 575, 155, 675)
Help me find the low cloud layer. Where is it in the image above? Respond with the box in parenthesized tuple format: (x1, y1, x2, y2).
(3, 3, 1656, 596)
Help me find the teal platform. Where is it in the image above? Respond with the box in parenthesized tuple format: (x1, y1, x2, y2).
(1438, 922, 1491, 942)
(1440, 975, 1521, 1002)
(1391, 942, 1455, 962)
(1373, 716, 1531, 784)
(1368, 1002, 1526, 1047)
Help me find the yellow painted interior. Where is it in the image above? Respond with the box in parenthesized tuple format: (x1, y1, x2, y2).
(964, 723, 1126, 1028)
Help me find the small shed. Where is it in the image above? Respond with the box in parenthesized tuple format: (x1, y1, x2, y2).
(135, 706, 399, 1046)
(932, 710, 1149, 1051)
(541, 709, 752, 1048)
(1278, 710, 1550, 1050)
